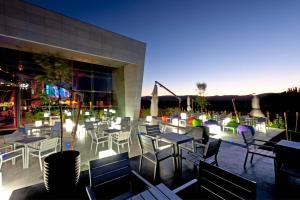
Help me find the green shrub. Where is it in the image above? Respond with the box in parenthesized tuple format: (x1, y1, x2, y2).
(227, 118, 239, 127)
(268, 114, 285, 129)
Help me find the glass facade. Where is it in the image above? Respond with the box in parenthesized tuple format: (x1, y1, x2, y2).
(0, 47, 115, 129)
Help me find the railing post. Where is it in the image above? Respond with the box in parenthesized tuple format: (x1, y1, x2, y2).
(284, 112, 288, 140)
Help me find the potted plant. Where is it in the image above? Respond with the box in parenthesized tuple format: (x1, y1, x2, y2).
(34, 53, 82, 193)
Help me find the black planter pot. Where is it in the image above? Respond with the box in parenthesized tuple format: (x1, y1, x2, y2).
(44, 150, 80, 193)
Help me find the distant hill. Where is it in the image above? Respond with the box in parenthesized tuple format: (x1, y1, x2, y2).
(142, 93, 273, 102)
(140, 92, 300, 113)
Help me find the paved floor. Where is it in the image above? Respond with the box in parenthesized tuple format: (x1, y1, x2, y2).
(2, 126, 300, 200)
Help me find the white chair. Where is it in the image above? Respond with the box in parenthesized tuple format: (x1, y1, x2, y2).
(90, 130, 109, 155)
(50, 122, 61, 150)
(111, 127, 132, 153)
(0, 145, 25, 170)
(111, 117, 122, 129)
(27, 137, 59, 171)
(24, 123, 34, 135)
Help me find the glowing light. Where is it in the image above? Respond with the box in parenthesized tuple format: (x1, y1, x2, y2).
(35, 120, 42, 127)
(98, 149, 117, 159)
(207, 124, 222, 134)
(180, 113, 187, 120)
(44, 112, 50, 118)
(146, 116, 152, 123)
(65, 119, 73, 133)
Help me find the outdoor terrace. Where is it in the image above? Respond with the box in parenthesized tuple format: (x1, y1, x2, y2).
(1, 119, 299, 200)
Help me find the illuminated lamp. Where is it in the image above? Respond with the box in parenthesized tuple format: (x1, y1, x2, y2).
(90, 117, 95, 122)
(161, 115, 169, 123)
(65, 119, 73, 133)
(145, 116, 152, 123)
(180, 113, 187, 120)
(188, 116, 194, 125)
(44, 112, 50, 118)
(192, 119, 202, 127)
(35, 120, 42, 127)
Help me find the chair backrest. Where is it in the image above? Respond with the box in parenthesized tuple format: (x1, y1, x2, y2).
(51, 122, 61, 138)
(116, 130, 131, 141)
(85, 121, 95, 130)
(238, 125, 255, 146)
(90, 131, 98, 141)
(145, 125, 161, 136)
(198, 161, 256, 200)
(89, 152, 130, 188)
(40, 138, 59, 151)
(114, 117, 122, 124)
(204, 139, 222, 159)
(121, 117, 131, 126)
(257, 117, 266, 123)
(137, 134, 156, 155)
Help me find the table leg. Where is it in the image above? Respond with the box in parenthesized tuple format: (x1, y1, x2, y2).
(109, 134, 112, 149)
(25, 145, 29, 168)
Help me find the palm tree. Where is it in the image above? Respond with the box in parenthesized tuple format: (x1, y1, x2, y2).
(34, 53, 72, 153)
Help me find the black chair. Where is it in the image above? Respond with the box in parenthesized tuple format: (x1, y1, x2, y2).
(239, 125, 275, 169)
(137, 133, 174, 180)
(180, 139, 222, 176)
(176, 161, 256, 200)
(198, 161, 256, 199)
(86, 152, 153, 200)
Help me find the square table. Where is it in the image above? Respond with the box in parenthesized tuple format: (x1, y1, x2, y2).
(159, 132, 193, 172)
(104, 129, 121, 149)
(274, 140, 300, 181)
(14, 136, 47, 168)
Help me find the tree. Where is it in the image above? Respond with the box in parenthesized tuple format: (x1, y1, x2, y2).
(195, 82, 208, 112)
(34, 53, 72, 153)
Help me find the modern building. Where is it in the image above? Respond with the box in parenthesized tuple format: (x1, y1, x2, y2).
(0, 0, 146, 130)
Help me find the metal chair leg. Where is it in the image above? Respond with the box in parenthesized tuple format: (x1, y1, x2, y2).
(153, 162, 157, 181)
(139, 156, 143, 172)
(250, 153, 254, 163)
(215, 155, 219, 166)
(244, 152, 249, 169)
(95, 143, 98, 155)
(39, 156, 43, 171)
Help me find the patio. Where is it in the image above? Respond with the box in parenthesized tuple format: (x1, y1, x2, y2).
(2, 123, 299, 199)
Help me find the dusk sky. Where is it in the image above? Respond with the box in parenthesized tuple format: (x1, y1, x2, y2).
(26, 0, 300, 96)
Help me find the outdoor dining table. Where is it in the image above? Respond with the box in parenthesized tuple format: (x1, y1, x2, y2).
(128, 183, 182, 200)
(14, 136, 47, 168)
(274, 139, 300, 182)
(104, 128, 121, 149)
(28, 125, 53, 136)
(158, 132, 193, 173)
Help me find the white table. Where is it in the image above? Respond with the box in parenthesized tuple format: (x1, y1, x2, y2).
(14, 137, 46, 168)
(104, 129, 121, 149)
(159, 132, 193, 173)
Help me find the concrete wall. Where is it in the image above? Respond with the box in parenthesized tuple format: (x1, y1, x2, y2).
(0, 0, 146, 120)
